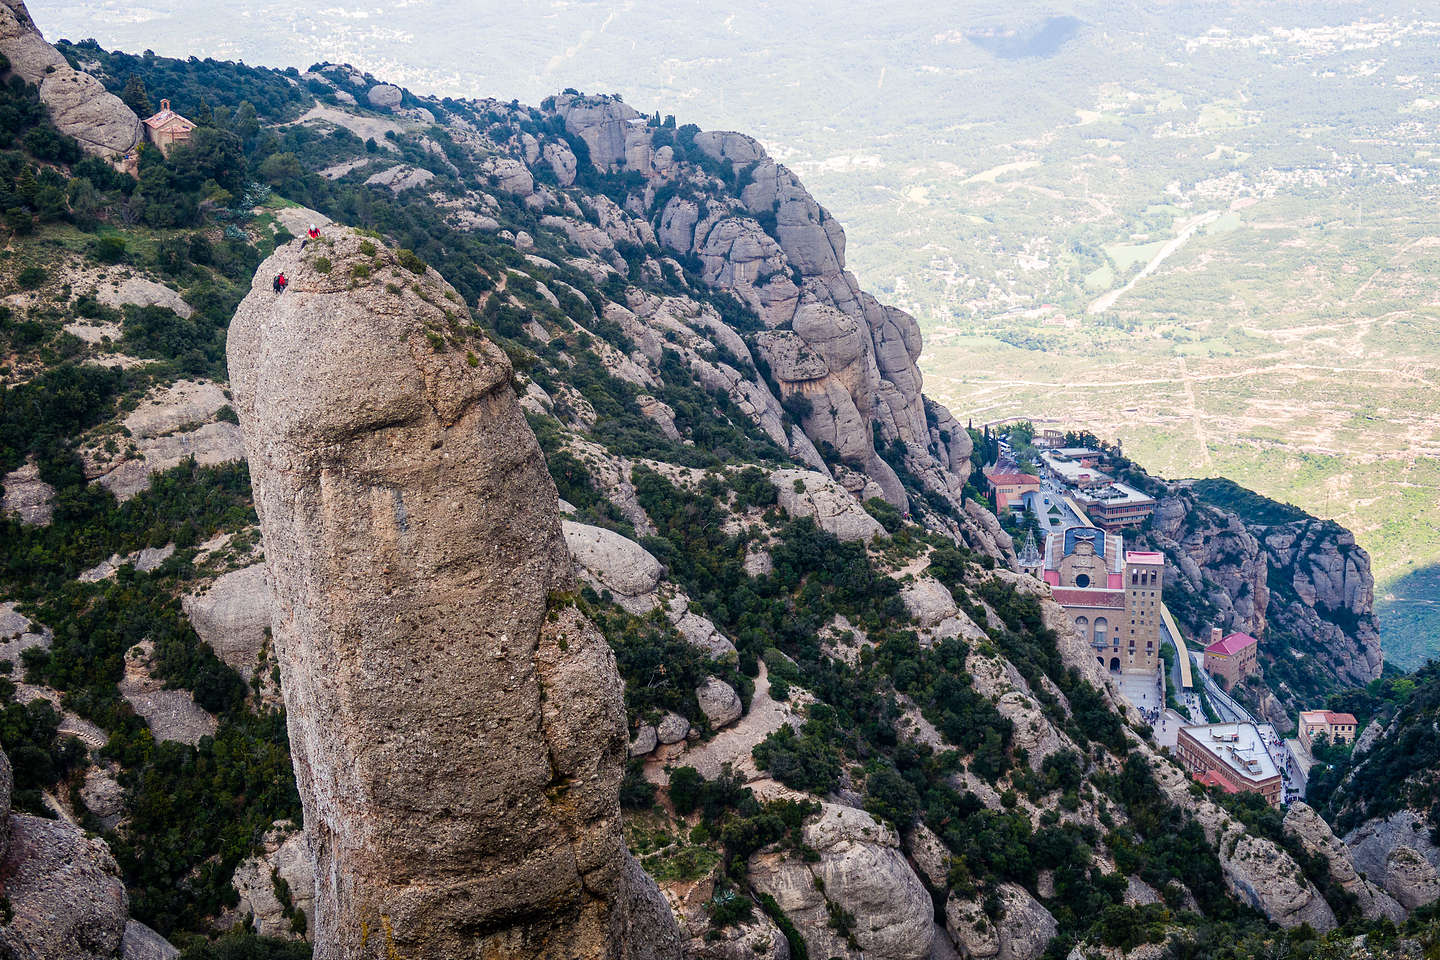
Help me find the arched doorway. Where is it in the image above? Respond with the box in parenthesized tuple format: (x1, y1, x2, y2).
(1109, 657, 1121, 673)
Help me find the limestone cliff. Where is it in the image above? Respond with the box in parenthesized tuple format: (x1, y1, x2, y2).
(227, 230, 680, 959)
(0, 0, 141, 158)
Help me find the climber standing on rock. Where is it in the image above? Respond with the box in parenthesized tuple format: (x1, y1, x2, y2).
(273, 273, 288, 294)
(307, 224, 321, 240)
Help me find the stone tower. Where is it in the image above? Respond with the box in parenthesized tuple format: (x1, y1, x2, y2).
(1123, 551, 1165, 674)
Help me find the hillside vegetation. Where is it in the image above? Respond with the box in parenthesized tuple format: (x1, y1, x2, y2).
(0, 38, 1436, 960)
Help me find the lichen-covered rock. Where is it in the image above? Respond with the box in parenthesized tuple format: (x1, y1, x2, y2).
(0, 0, 141, 157)
(366, 83, 402, 110)
(1345, 809, 1440, 912)
(944, 883, 1057, 960)
(771, 469, 885, 542)
(120, 921, 179, 960)
(1283, 802, 1405, 921)
(227, 229, 678, 959)
(629, 724, 659, 758)
(182, 563, 270, 679)
(231, 822, 316, 939)
(748, 803, 933, 960)
(0, 812, 129, 959)
(2, 459, 54, 526)
(657, 712, 691, 745)
(564, 520, 664, 599)
(696, 677, 742, 729)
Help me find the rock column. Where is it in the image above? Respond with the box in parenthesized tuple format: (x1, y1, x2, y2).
(228, 230, 678, 959)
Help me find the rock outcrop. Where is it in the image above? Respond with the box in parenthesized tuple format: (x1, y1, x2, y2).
(1146, 484, 1382, 710)
(1283, 802, 1405, 922)
(0, 749, 131, 959)
(1345, 810, 1440, 912)
(1152, 757, 1335, 930)
(748, 803, 933, 960)
(182, 563, 271, 679)
(0, 0, 142, 157)
(2, 459, 54, 525)
(944, 883, 1057, 960)
(548, 95, 980, 547)
(231, 822, 316, 939)
(117, 639, 217, 745)
(771, 469, 885, 542)
(227, 230, 680, 959)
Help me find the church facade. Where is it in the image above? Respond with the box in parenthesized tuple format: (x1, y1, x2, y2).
(1023, 526, 1163, 676)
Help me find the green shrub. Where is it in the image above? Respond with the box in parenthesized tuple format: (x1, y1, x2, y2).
(15, 266, 45, 290)
(92, 235, 127, 264)
(313, 256, 332, 274)
(397, 249, 426, 274)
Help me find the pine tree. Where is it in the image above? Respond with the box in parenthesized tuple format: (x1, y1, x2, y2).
(121, 74, 151, 116)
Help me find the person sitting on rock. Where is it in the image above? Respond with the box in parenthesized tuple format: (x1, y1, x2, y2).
(273, 273, 288, 294)
(307, 224, 321, 240)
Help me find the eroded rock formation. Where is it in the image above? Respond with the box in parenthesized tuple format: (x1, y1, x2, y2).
(228, 230, 679, 959)
(748, 803, 934, 960)
(1282, 802, 1405, 922)
(0, 0, 142, 157)
(0, 748, 135, 959)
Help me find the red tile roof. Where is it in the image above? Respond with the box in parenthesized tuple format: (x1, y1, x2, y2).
(1196, 768, 1240, 794)
(1205, 632, 1258, 656)
(987, 472, 1041, 485)
(1302, 710, 1358, 726)
(1050, 588, 1124, 608)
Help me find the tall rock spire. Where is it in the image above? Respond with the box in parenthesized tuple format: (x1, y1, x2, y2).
(227, 228, 680, 959)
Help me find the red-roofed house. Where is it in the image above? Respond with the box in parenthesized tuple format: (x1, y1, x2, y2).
(1297, 710, 1358, 750)
(1203, 629, 1259, 689)
(984, 461, 1041, 511)
(143, 99, 195, 157)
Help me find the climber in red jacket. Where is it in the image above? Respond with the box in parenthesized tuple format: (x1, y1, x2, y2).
(273, 273, 288, 294)
(307, 224, 321, 240)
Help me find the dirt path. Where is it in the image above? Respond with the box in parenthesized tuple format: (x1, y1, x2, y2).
(1176, 356, 1213, 467)
(1088, 209, 1222, 315)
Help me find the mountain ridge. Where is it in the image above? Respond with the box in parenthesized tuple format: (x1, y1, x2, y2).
(0, 26, 1434, 960)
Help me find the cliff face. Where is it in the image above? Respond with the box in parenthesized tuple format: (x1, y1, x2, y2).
(0, 0, 141, 157)
(1146, 479, 1381, 713)
(551, 94, 974, 531)
(227, 231, 678, 959)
